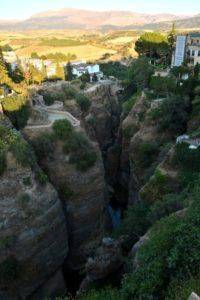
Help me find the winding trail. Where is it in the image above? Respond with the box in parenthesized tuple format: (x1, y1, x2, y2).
(25, 104, 80, 130)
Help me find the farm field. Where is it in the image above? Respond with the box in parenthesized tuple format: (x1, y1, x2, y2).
(0, 29, 140, 61)
(15, 44, 116, 60)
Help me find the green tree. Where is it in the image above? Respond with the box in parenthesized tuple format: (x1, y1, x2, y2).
(0, 47, 12, 87)
(29, 64, 44, 84)
(155, 94, 189, 136)
(128, 56, 154, 90)
(92, 73, 98, 82)
(65, 61, 73, 81)
(2, 95, 30, 129)
(150, 75, 176, 96)
(10, 62, 24, 84)
(135, 32, 170, 64)
(80, 71, 90, 83)
(52, 119, 73, 140)
(167, 23, 176, 49)
(31, 52, 39, 59)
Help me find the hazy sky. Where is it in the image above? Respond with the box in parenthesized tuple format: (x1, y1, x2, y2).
(0, 0, 199, 20)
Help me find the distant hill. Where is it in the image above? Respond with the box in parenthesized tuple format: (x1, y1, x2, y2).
(134, 14, 200, 30)
(0, 8, 198, 31)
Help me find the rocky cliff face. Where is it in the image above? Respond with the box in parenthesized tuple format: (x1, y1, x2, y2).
(25, 126, 107, 271)
(0, 117, 68, 299)
(85, 84, 124, 204)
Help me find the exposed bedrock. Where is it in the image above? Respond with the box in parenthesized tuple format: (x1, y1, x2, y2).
(0, 120, 68, 298)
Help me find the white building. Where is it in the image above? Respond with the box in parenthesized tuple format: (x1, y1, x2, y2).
(186, 33, 200, 66)
(172, 34, 200, 67)
(171, 36, 187, 67)
(2, 51, 18, 70)
(72, 64, 103, 82)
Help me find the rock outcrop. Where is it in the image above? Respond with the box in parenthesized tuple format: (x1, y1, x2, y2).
(85, 84, 121, 185)
(79, 237, 123, 293)
(0, 117, 68, 299)
(24, 125, 107, 271)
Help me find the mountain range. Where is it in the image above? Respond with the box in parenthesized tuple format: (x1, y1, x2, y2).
(0, 8, 199, 31)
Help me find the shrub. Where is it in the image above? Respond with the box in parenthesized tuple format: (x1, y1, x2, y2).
(70, 149, 97, 172)
(39, 90, 54, 105)
(121, 186, 200, 299)
(35, 169, 48, 185)
(140, 168, 171, 203)
(123, 125, 136, 139)
(80, 288, 122, 300)
(148, 193, 185, 224)
(114, 201, 150, 250)
(9, 138, 36, 167)
(22, 176, 32, 186)
(123, 95, 137, 115)
(75, 94, 91, 113)
(62, 131, 97, 172)
(62, 85, 77, 99)
(133, 141, 160, 171)
(166, 275, 200, 300)
(99, 62, 128, 80)
(52, 119, 73, 140)
(2, 95, 30, 129)
(0, 150, 6, 175)
(174, 142, 200, 172)
(63, 131, 89, 154)
(31, 132, 55, 160)
(80, 82, 86, 90)
(58, 182, 74, 200)
(156, 95, 189, 136)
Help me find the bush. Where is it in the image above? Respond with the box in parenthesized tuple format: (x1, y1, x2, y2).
(35, 169, 48, 185)
(0, 150, 6, 175)
(166, 275, 200, 300)
(62, 131, 97, 172)
(174, 142, 200, 172)
(123, 125, 136, 139)
(140, 168, 171, 203)
(114, 201, 150, 250)
(133, 141, 160, 171)
(156, 95, 189, 136)
(39, 90, 66, 105)
(148, 193, 185, 224)
(99, 62, 128, 80)
(2, 95, 30, 129)
(31, 132, 55, 160)
(62, 85, 77, 99)
(75, 94, 91, 113)
(123, 95, 137, 115)
(70, 149, 97, 172)
(121, 184, 200, 299)
(22, 176, 32, 186)
(63, 131, 89, 154)
(9, 138, 36, 167)
(58, 182, 74, 200)
(80, 82, 86, 90)
(52, 119, 73, 140)
(80, 288, 122, 300)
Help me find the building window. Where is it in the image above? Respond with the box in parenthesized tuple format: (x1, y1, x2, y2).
(198, 51, 200, 57)
(192, 50, 195, 56)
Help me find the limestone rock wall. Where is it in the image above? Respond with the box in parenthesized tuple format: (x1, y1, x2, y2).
(0, 142, 68, 298)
